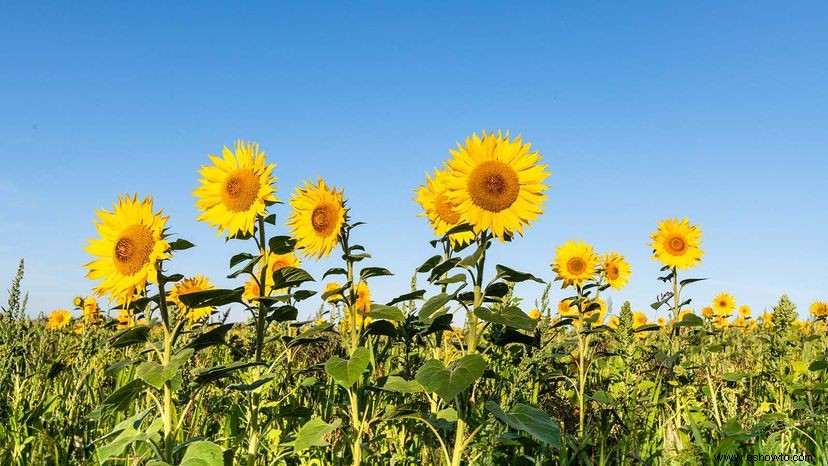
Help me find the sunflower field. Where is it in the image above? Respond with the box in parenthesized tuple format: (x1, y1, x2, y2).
(1, 133, 827, 466)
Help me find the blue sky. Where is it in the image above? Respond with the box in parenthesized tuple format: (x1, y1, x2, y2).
(1, 2, 826, 322)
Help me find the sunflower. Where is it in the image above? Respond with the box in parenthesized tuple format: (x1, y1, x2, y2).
(811, 301, 828, 318)
(649, 217, 703, 270)
(632, 311, 648, 328)
(712, 293, 736, 317)
(72, 296, 83, 308)
(713, 316, 729, 329)
(602, 252, 631, 290)
(442, 131, 550, 240)
(557, 299, 578, 318)
(72, 322, 85, 335)
(116, 308, 135, 330)
(701, 306, 714, 318)
(85, 194, 171, 302)
(528, 308, 542, 320)
(287, 178, 346, 260)
(355, 281, 371, 313)
(47, 309, 72, 330)
(323, 282, 345, 303)
(738, 305, 752, 318)
(243, 252, 301, 302)
(761, 312, 773, 327)
(552, 240, 599, 287)
(656, 317, 666, 327)
(584, 298, 607, 325)
(414, 167, 476, 247)
(678, 309, 694, 320)
(194, 141, 278, 238)
(170, 275, 217, 323)
(82, 297, 102, 325)
(732, 316, 747, 328)
(608, 316, 620, 329)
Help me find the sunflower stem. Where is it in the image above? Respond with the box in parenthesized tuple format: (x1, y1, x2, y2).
(247, 215, 269, 466)
(156, 262, 176, 463)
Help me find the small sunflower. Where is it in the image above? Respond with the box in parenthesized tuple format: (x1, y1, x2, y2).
(608, 316, 620, 329)
(84, 194, 171, 302)
(414, 167, 476, 247)
(323, 282, 345, 303)
(194, 141, 278, 238)
(632, 311, 648, 328)
(713, 316, 729, 329)
(528, 308, 542, 320)
(602, 252, 632, 290)
(442, 131, 550, 240)
(287, 178, 346, 260)
(649, 217, 703, 270)
(738, 305, 752, 318)
(701, 306, 714, 318)
(169, 275, 217, 323)
(585, 298, 607, 325)
(712, 293, 736, 317)
(355, 281, 371, 313)
(82, 297, 102, 325)
(72, 296, 83, 308)
(72, 322, 85, 335)
(243, 252, 301, 302)
(761, 312, 773, 327)
(552, 240, 599, 287)
(116, 308, 135, 330)
(557, 299, 578, 318)
(657, 317, 667, 327)
(811, 301, 828, 318)
(47, 309, 72, 330)
(732, 316, 747, 328)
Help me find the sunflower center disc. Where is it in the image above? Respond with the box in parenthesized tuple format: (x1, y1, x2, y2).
(467, 160, 520, 212)
(434, 193, 461, 225)
(221, 168, 261, 212)
(567, 257, 586, 275)
(668, 236, 687, 254)
(113, 224, 155, 276)
(311, 203, 337, 236)
(607, 265, 619, 280)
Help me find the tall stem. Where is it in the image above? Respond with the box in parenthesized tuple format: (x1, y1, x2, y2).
(247, 215, 268, 466)
(156, 264, 175, 462)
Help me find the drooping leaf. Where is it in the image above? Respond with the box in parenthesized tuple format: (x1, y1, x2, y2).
(292, 418, 342, 452)
(415, 355, 486, 401)
(325, 347, 371, 389)
(485, 401, 561, 448)
(180, 440, 224, 466)
(474, 306, 537, 332)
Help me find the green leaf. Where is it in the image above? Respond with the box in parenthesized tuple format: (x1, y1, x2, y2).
(292, 418, 342, 452)
(367, 304, 405, 322)
(169, 238, 196, 251)
(809, 359, 828, 371)
(588, 391, 615, 405)
(96, 417, 162, 464)
(135, 349, 193, 390)
(229, 252, 256, 269)
(187, 324, 235, 351)
(325, 347, 371, 389)
(494, 265, 544, 284)
(268, 235, 297, 254)
(180, 440, 224, 466)
(474, 306, 537, 332)
(721, 372, 747, 382)
(100, 379, 145, 414)
(679, 278, 707, 287)
(178, 288, 243, 308)
(382, 375, 422, 394)
(360, 267, 393, 281)
(110, 325, 151, 349)
(676, 313, 704, 327)
(386, 289, 426, 306)
(485, 401, 561, 448)
(418, 292, 452, 323)
(428, 257, 461, 283)
(272, 267, 315, 289)
(195, 362, 265, 385)
(322, 267, 347, 279)
(416, 255, 442, 273)
(415, 354, 486, 402)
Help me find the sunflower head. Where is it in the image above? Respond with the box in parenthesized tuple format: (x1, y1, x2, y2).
(584, 299, 607, 325)
(82, 296, 102, 325)
(701, 306, 714, 318)
(323, 282, 345, 303)
(243, 252, 301, 302)
(656, 317, 666, 327)
(558, 299, 578, 318)
(649, 217, 703, 270)
(552, 240, 599, 287)
(355, 281, 371, 313)
(738, 305, 752, 318)
(712, 293, 736, 317)
(632, 311, 648, 328)
(116, 308, 135, 330)
(72, 296, 83, 308)
(608, 316, 620, 329)
(85, 194, 171, 303)
(442, 131, 550, 240)
(287, 178, 346, 260)
(414, 167, 476, 247)
(602, 252, 632, 290)
(169, 274, 217, 323)
(528, 308, 542, 320)
(810, 301, 828, 318)
(761, 312, 773, 326)
(194, 141, 278, 238)
(732, 316, 747, 328)
(47, 309, 72, 330)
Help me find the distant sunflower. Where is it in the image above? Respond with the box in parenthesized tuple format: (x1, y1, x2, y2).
(243, 252, 301, 302)
(713, 293, 736, 317)
(701, 306, 714, 318)
(552, 240, 599, 287)
(811, 301, 828, 318)
(732, 316, 747, 328)
(649, 217, 703, 270)
(528, 308, 542, 320)
(602, 252, 631, 290)
(414, 167, 475, 247)
(657, 317, 667, 327)
(323, 282, 345, 303)
(355, 281, 371, 313)
(84, 194, 171, 302)
(169, 274, 217, 323)
(608, 316, 620, 329)
(442, 131, 550, 240)
(738, 305, 752, 318)
(557, 299, 578, 318)
(761, 312, 773, 327)
(632, 311, 648, 328)
(194, 141, 278, 238)
(287, 178, 346, 259)
(82, 297, 102, 325)
(585, 298, 607, 325)
(116, 308, 135, 330)
(47, 309, 72, 330)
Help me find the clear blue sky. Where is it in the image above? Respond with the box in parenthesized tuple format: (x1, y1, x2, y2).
(1, 2, 826, 322)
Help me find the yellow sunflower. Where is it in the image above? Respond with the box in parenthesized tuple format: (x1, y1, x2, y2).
(72, 296, 83, 308)
(355, 281, 371, 313)
(701, 306, 714, 318)
(678, 309, 694, 320)
(169, 274, 217, 323)
(116, 308, 135, 330)
(712, 293, 736, 317)
(323, 282, 345, 303)
(602, 252, 632, 290)
(557, 299, 578, 318)
(811, 301, 828, 318)
(608, 316, 619, 329)
(585, 298, 607, 325)
(82, 296, 102, 325)
(761, 312, 773, 327)
(194, 141, 278, 238)
(713, 316, 729, 329)
(243, 252, 301, 302)
(442, 131, 550, 240)
(47, 309, 72, 330)
(738, 305, 752, 318)
(633, 311, 648, 328)
(84, 194, 171, 302)
(72, 322, 85, 335)
(649, 217, 703, 270)
(414, 167, 476, 247)
(732, 316, 747, 328)
(552, 240, 599, 287)
(528, 308, 542, 320)
(287, 178, 346, 259)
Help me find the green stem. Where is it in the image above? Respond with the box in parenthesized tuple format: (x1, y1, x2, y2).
(247, 215, 268, 466)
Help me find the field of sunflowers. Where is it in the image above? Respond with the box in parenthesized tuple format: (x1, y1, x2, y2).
(1, 133, 826, 466)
